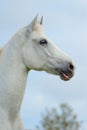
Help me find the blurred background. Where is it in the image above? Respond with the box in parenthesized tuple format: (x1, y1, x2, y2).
(0, 0, 87, 129)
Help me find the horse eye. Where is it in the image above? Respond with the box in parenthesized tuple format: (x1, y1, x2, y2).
(39, 39, 47, 45)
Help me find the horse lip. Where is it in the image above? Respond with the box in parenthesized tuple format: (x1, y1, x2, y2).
(59, 71, 71, 81)
(55, 68, 74, 81)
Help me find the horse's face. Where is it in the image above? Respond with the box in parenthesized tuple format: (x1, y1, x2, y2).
(22, 16, 75, 81)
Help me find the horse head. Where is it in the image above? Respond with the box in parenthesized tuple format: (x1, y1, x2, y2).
(22, 16, 75, 81)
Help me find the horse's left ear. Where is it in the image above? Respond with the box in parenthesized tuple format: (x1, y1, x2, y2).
(26, 15, 38, 31)
(24, 15, 38, 37)
(29, 15, 38, 31)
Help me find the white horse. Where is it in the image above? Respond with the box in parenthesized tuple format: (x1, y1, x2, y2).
(0, 16, 74, 130)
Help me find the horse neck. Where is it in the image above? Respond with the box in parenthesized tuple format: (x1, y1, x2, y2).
(0, 34, 29, 118)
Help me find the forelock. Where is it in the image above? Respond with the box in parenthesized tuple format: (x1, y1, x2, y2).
(33, 24, 44, 34)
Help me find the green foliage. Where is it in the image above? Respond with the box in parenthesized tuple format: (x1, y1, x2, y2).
(36, 104, 80, 130)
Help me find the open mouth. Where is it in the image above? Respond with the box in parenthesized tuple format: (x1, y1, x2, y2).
(59, 70, 74, 81)
(59, 71, 71, 81)
(55, 68, 74, 81)
(46, 67, 74, 81)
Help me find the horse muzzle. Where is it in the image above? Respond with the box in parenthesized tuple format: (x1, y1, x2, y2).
(55, 62, 75, 81)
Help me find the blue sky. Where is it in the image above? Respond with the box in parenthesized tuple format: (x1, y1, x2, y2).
(0, 0, 87, 129)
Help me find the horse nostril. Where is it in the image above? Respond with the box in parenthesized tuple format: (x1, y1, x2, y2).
(68, 62, 74, 72)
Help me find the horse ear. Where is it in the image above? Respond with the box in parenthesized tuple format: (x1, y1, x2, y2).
(40, 16, 43, 25)
(24, 15, 38, 37)
(29, 15, 38, 31)
(26, 15, 38, 31)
